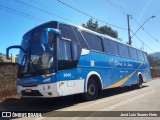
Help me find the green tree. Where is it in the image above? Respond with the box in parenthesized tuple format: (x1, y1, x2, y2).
(82, 18, 99, 32)
(98, 26, 118, 39)
(82, 18, 119, 39)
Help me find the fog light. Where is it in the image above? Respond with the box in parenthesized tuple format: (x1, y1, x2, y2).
(48, 92, 52, 95)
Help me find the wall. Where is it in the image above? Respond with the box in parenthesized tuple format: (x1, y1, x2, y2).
(151, 69, 160, 78)
(0, 63, 18, 98)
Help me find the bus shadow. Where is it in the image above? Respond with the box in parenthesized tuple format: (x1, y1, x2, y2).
(0, 85, 148, 113)
(99, 85, 148, 99)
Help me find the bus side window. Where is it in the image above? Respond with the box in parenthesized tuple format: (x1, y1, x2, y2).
(59, 39, 72, 60)
(137, 50, 144, 61)
(118, 43, 130, 58)
(59, 24, 79, 43)
(103, 38, 119, 56)
(73, 27, 89, 49)
(128, 47, 138, 60)
(81, 31, 103, 52)
(58, 39, 81, 71)
(143, 52, 148, 62)
(72, 43, 81, 61)
(58, 39, 72, 71)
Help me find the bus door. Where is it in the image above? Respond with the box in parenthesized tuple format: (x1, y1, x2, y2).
(57, 37, 81, 95)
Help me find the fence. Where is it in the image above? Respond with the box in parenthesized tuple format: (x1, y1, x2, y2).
(151, 69, 160, 78)
(0, 63, 18, 98)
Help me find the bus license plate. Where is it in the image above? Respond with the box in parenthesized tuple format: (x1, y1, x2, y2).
(25, 89, 32, 93)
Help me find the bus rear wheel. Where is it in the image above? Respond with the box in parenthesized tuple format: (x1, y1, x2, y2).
(84, 79, 99, 101)
(136, 76, 143, 89)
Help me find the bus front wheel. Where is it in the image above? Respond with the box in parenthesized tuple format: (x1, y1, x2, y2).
(83, 79, 99, 101)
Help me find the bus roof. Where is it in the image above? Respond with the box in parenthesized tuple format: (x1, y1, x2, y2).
(23, 20, 147, 53)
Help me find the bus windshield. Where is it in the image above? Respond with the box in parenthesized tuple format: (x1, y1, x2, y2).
(18, 28, 55, 78)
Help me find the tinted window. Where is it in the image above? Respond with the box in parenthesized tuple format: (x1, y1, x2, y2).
(73, 27, 89, 49)
(143, 52, 148, 61)
(137, 50, 144, 61)
(128, 47, 138, 60)
(82, 31, 103, 52)
(58, 39, 81, 71)
(59, 24, 78, 43)
(103, 39, 119, 55)
(118, 44, 130, 58)
(72, 43, 81, 60)
(59, 39, 72, 60)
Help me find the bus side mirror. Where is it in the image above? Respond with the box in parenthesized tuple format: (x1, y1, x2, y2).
(42, 28, 61, 45)
(6, 45, 25, 59)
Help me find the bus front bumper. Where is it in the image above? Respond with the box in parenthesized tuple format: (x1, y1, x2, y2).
(17, 82, 61, 98)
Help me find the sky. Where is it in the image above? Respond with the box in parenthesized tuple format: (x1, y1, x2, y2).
(0, 0, 160, 55)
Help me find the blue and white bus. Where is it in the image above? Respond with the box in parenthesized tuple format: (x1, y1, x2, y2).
(6, 21, 151, 101)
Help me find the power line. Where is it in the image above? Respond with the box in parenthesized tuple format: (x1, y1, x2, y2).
(105, 0, 158, 52)
(56, 0, 127, 30)
(134, 35, 156, 52)
(0, 4, 46, 21)
(15, 0, 78, 25)
(0, 6, 32, 21)
(130, 30, 156, 52)
(29, 0, 60, 14)
(142, 27, 159, 42)
(0, 1, 47, 22)
(105, 0, 128, 16)
(106, 0, 159, 42)
(131, 17, 159, 43)
(16, 0, 127, 30)
(5, 0, 156, 52)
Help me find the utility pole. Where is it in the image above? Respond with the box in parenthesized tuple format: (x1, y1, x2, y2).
(127, 14, 131, 45)
(127, 15, 155, 46)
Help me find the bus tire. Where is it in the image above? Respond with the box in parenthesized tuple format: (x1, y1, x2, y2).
(136, 75, 143, 89)
(83, 79, 99, 101)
